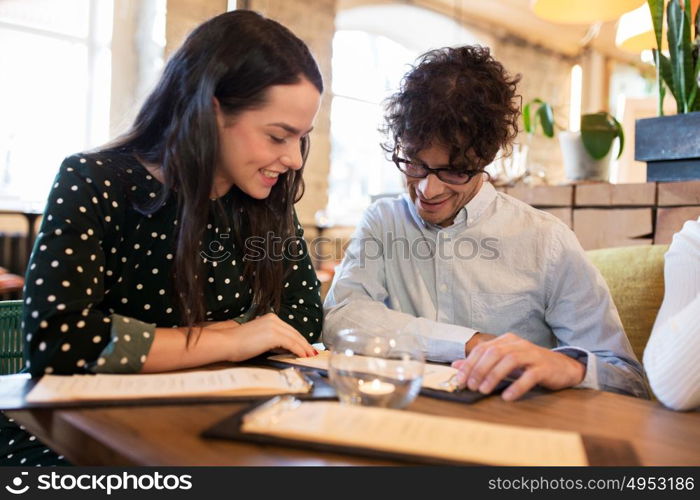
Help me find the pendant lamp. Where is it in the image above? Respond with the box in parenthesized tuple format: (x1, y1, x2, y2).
(616, 0, 698, 52)
(531, 0, 646, 24)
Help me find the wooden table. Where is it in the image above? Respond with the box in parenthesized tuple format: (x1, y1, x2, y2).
(5, 388, 700, 466)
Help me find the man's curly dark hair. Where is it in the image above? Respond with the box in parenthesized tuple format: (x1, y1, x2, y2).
(382, 45, 521, 172)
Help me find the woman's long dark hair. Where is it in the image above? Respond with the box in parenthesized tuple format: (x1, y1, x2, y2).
(102, 10, 323, 335)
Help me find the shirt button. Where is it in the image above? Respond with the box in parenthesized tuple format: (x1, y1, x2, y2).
(439, 283, 448, 293)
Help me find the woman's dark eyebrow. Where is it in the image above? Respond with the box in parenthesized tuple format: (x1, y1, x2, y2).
(267, 122, 314, 135)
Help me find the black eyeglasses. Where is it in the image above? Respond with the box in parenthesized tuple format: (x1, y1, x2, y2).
(392, 150, 481, 185)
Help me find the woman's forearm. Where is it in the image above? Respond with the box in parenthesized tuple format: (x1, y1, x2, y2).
(140, 325, 233, 373)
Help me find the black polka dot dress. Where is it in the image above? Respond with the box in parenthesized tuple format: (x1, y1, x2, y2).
(1, 151, 323, 465)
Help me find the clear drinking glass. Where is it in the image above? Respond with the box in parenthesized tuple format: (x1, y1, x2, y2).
(328, 328, 424, 409)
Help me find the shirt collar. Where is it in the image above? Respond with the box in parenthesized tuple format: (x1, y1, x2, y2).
(465, 180, 497, 226)
(403, 177, 498, 230)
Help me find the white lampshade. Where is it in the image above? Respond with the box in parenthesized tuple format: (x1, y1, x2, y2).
(531, 0, 645, 24)
(616, 4, 667, 52)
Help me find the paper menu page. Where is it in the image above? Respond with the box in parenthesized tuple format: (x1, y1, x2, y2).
(421, 363, 461, 391)
(268, 351, 329, 370)
(26, 367, 310, 403)
(267, 351, 460, 392)
(242, 399, 588, 466)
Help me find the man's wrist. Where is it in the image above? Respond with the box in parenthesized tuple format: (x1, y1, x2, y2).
(465, 331, 482, 356)
(564, 353, 587, 386)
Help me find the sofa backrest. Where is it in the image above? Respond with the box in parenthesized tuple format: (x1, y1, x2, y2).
(586, 244, 668, 362)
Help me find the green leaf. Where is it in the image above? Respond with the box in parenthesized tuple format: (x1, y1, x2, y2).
(685, 0, 693, 27)
(612, 117, 625, 160)
(580, 112, 624, 161)
(659, 80, 667, 115)
(691, 55, 700, 110)
(648, 0, 665, 115)
(523, 101, 533, 134)
(689, 53, 699, 105)
(653, 49, 667, 116)
(658, 51, 677, 102)
(682, 0, 696, 108)
(667, 0, 686, 111)
(667, 0, 694, 112)
(536, 102, 554, 137)
(523, 98, 553, 137)
(694, 3, 700, 110)
(647, 0, 665, 50)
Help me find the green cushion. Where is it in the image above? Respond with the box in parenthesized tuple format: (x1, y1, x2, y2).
(586, 245, 668, 362)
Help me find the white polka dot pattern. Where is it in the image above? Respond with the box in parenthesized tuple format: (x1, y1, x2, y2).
(21, 153, 322, 379)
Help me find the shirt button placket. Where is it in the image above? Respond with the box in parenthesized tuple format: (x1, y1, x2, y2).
(436, 230, 453, 322)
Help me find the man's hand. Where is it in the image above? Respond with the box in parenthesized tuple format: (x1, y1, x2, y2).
(453, 332, 586, 401)
(464, 332, 497, 355)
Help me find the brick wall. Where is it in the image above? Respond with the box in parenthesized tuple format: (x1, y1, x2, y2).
(505, 181, 700, 250)
(247, 0, 335, 227)
(165, 0, 228, 57)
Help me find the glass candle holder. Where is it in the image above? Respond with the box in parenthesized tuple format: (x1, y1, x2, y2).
(328, 328, 424, 409)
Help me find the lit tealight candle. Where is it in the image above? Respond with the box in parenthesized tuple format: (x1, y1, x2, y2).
(358, 379, 395, 396)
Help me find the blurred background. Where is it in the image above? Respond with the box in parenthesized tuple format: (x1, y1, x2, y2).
(0, 0, 695, 291)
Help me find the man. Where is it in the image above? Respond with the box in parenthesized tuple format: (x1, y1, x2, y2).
(323, 46, 647, 401)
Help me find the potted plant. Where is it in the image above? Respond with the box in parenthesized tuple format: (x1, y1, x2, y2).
(523, 98, 555, 138)
(560, 112, 625, 181)
(635, 0, 700, 181)
(489, 98, 553, 186)
(522, 100, 624, 182)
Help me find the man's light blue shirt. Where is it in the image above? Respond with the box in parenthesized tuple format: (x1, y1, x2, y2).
(323, 181, 648, 398)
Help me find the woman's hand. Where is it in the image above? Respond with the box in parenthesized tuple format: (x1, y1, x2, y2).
(203, 313, 317, 362)
(142, 314, 317, 373)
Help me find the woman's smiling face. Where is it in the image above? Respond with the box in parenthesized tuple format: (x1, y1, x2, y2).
(214, 77, 321, 199)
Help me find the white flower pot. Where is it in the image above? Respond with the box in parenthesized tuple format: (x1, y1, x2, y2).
(559, 131, 612, 182)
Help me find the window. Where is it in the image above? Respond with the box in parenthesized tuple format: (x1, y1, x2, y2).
(328, 30, 415, 226)
(608, 61, 657, 183)
(327, 5, 482, 226)
(0, 0, 113, 205)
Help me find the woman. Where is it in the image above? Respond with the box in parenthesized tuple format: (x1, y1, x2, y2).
(643, 217, 700, 411)
(2, 10, 323, 465)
